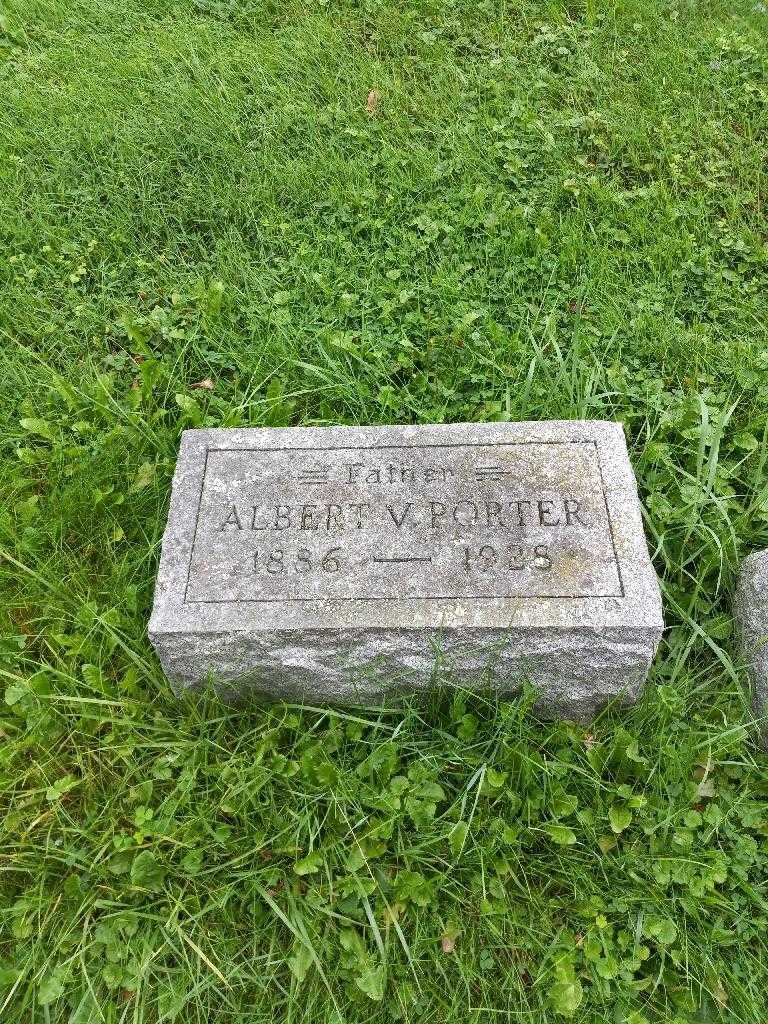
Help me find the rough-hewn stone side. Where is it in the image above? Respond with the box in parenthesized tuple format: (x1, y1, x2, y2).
(152, 624, 660, 722)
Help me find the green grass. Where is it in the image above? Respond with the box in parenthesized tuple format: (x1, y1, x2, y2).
(2, 0, 768, 1020)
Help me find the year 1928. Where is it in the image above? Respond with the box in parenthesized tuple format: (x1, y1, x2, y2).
(463, 544, 552, 571)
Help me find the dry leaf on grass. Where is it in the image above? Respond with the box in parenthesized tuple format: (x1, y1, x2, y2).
(191, 378, 215, 390)
(713, 979, 728, 1008)
(366, 89, 380, 115)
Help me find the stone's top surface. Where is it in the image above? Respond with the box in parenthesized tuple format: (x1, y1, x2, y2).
(149, 421, 663, 635)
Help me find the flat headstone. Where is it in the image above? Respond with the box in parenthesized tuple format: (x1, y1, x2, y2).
(149, 421, 663, 719)
(734, 549, 768, 746)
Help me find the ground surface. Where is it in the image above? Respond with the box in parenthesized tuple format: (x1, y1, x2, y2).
(1, 1, 768, 1021)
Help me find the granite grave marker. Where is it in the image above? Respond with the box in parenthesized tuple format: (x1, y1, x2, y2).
(149, 421, 663, 719)
(734, 549, 768, 747)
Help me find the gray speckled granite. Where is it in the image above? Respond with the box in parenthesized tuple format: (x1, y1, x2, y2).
(149, 421, 664, 719)
(734, 549, 768, 746)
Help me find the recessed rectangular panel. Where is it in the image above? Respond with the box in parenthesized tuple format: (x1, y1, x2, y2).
(183, 441, 622, 603)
